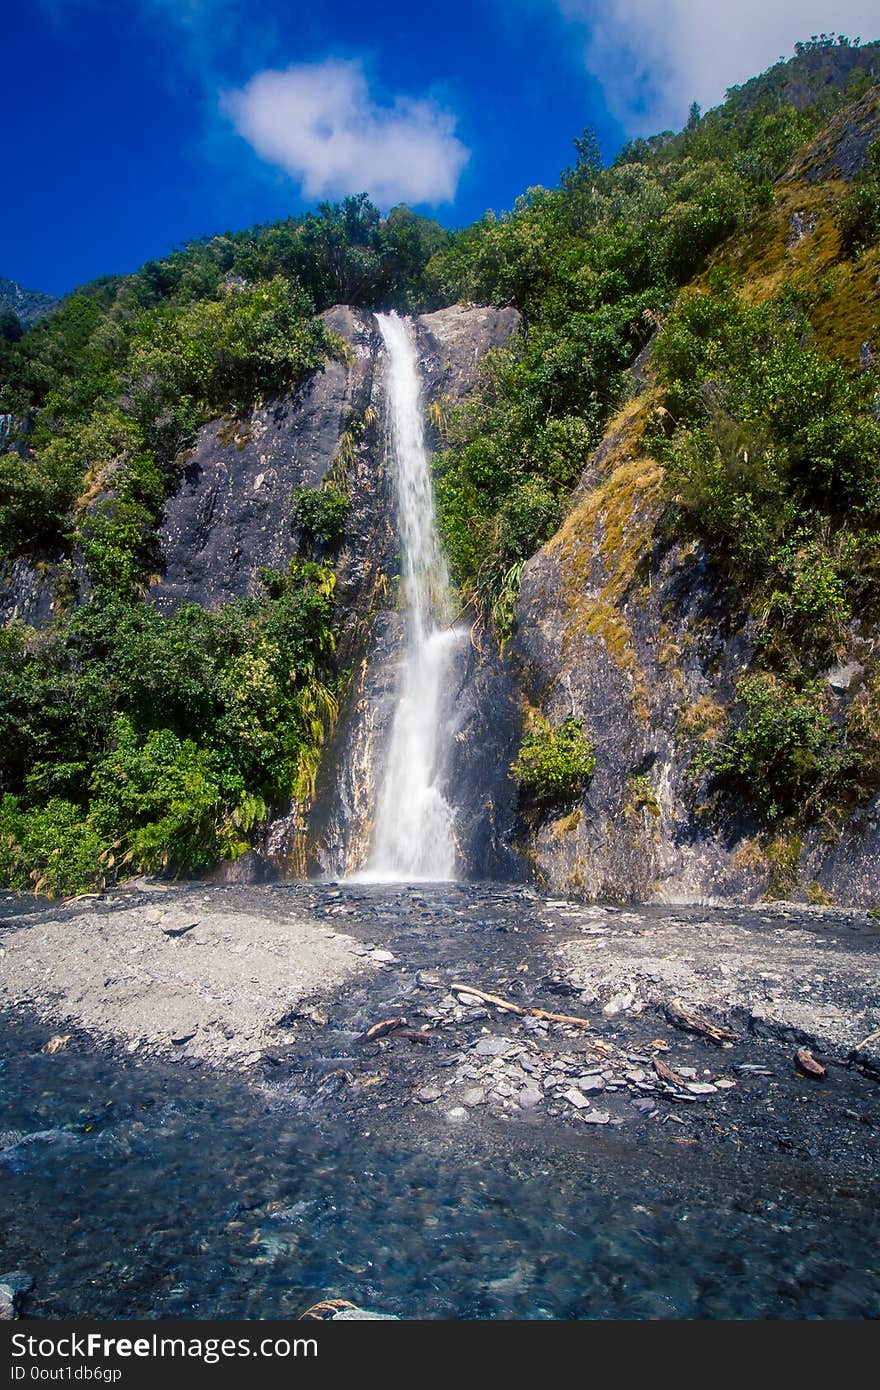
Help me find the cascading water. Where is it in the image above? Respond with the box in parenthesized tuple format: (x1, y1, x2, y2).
(365, 311, 463, 881)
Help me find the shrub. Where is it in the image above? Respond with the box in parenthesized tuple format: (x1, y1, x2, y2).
(498, 478, 562, 567)
(0, 794, 108, 896)
(511, 718, 596, 805)
(838, 138, 880, 254)
(291, 483, 348, 553)
(77, 497, 157, 593)
(698, 673, 840, 821)
(89, 716, 252, 872)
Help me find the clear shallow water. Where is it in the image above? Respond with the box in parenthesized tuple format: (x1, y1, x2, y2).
(1, 1013, 878, 1320)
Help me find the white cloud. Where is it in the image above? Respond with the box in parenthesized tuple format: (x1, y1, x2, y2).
(223, 60, 469, 206)
(554, 1, 877, 134)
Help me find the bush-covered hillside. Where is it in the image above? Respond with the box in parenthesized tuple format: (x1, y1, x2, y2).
(0, 197, 447, 892)
(424, 36, 880, 838)
(1, 35, 879, 894)
(427, 36, 880, 633)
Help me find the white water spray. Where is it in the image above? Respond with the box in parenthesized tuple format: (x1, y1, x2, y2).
(366, 312, 462, 880)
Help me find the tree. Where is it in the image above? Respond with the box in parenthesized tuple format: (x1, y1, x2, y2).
(0, 309, 23, 343)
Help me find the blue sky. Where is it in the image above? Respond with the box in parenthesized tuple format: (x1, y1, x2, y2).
(4, 1, 876, 296)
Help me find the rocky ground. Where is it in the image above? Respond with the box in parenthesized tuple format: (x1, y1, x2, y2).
(1, 880, 878, 1174)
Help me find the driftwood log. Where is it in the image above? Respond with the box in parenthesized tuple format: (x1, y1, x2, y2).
(652, 1055, 688, 1088)
(664, 998, 737, 1045)
(355, 1016, 407, 1044)
(794, 1047, 826, 1078)
(450, 983, 612, 1056)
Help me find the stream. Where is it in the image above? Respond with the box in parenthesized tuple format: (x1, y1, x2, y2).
(2, 881, 879, 1320)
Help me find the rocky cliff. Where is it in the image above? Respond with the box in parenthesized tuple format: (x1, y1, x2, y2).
(149, 302, 521, 879)
(0, 277, 58, 328)
(489, 380, 880, 908)
(2, 291, 877, 906)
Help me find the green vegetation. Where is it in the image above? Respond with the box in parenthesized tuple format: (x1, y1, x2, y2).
(511, 719, 596, 806)
(3, 38, 880, 885)
(291, 482, 348, 555)
(0, 564, 339, 894)
(839, 136, 880, 253)
(696, 674, 840, 822)
(0, 195, 450, 892)
(426, 36, 880, 634)
(651, 275, 880, 823)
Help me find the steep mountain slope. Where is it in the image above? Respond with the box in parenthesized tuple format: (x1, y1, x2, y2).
(499, 92, 880, 904)
(0, 39, 879, 902)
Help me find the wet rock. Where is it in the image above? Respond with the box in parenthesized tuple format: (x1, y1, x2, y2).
(0, 1271, 32, 1320)
(580, 1110, 612, 1126)
(461, 1088, 486, 1107)
(415, 1086, 442, 1104)
(446, 1107, 469, 1124)
(474, 1036, 513, 1057)
(518, 1086, 543, 1109)
(630, 1098, 657, 1117)
(332, 1308, 399, 1320)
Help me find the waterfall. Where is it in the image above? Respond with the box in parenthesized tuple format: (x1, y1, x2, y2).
(364, 311, 462, 881)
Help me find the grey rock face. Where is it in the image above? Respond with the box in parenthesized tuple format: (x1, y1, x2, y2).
(826, 660, 864, 693)
(478, 382, 880, 906)
(414, 304, 521, 408)
(306, 304, 521, 879)
(0, 557, 61, 627)
(501, 398, 753, 903)
(152, 306, 379, 614)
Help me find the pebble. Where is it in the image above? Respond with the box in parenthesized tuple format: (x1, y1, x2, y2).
(580, 1110, 612, 1125)
(686, 1082, 718, 1095)
(438, 1052, 464, 1069)
(474, 1037, 512, 1057)
(415, 1086, 441, 1104)
(461, 1088, 486, 1107)
(602, 991, 634, 1017)
(370, 949, 397, 964)
(576, 1076, 606, 1094)
(446, 1107, 469, 1124)
(518, 1086, 543, 1109)
(416, 971, 442, 988)
(630, 1098, 657, 1116)
(562, 1089, 591, 1110)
